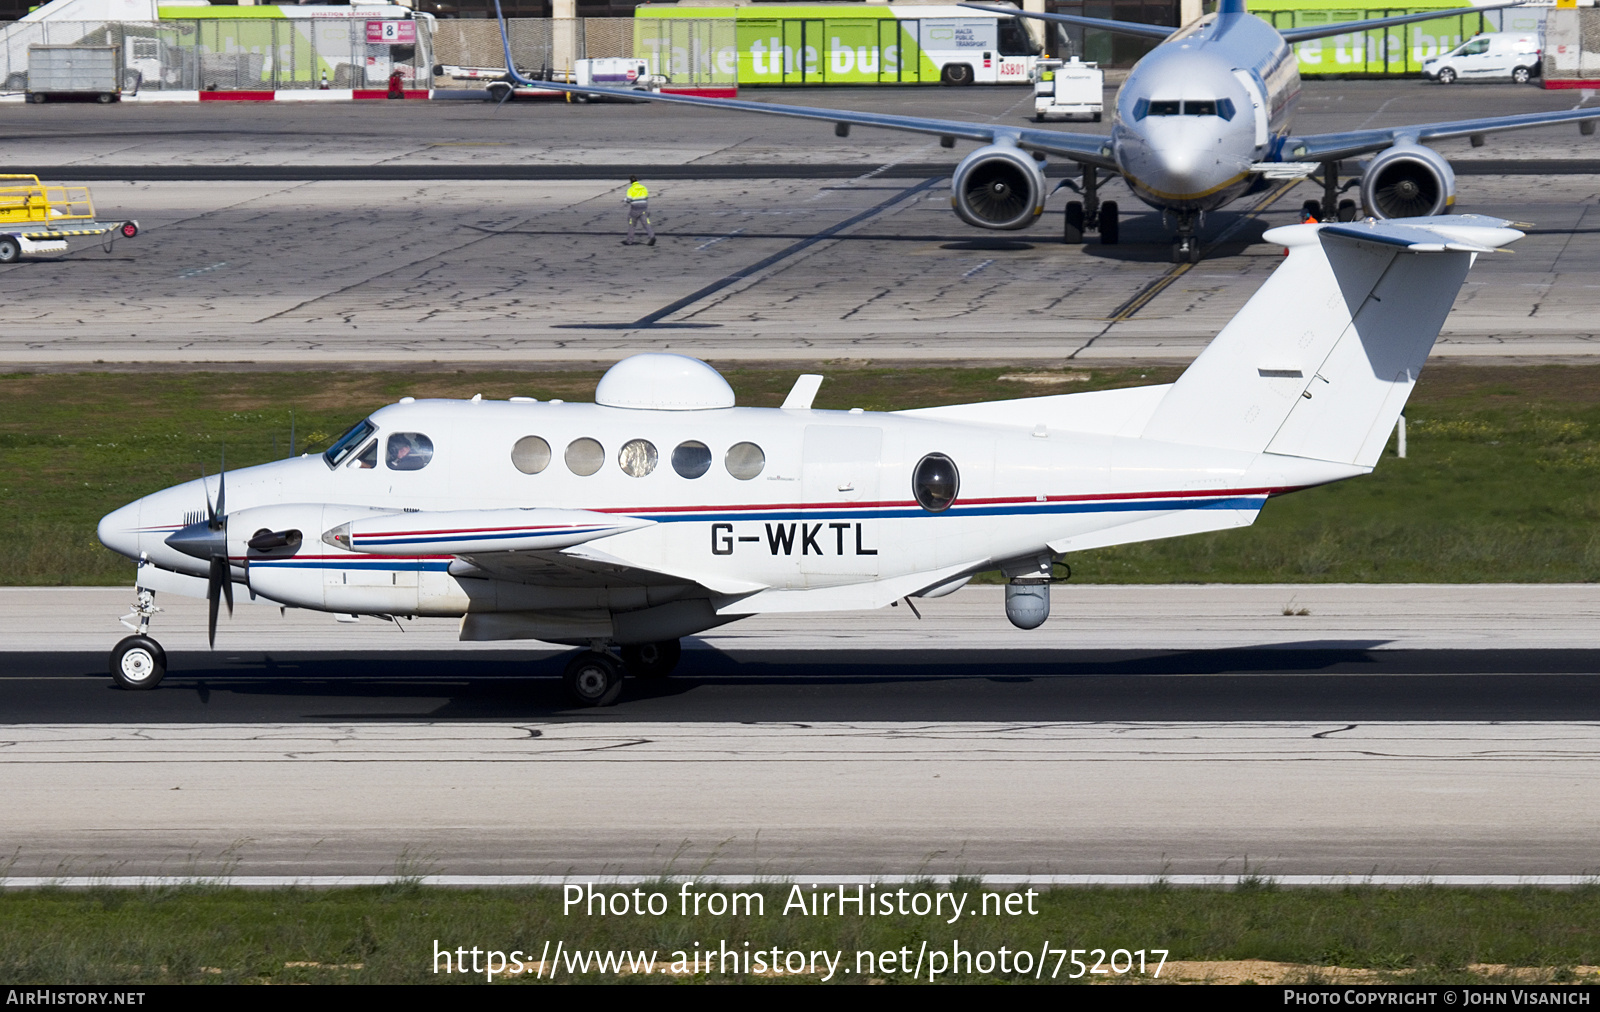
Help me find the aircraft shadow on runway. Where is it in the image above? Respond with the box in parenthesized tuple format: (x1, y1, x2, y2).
(7, 646, 1600, 722)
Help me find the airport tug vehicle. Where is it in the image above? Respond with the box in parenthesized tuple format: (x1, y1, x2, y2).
(0, 175, 138, 263)
(98, 215, 1524, 706)
(1031, 57, 1103, 122)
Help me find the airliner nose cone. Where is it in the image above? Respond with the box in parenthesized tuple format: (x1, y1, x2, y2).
(97, 502, 142, 560)
(165, 521, 226, 561)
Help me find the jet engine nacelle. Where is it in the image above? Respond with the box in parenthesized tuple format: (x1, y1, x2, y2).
(950, 143, 1047, 231)
(1360, 143, 1456, 220)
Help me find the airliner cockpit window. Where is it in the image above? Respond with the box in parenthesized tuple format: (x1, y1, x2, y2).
(353, 440, 377, 469)
(1185, 100, 1217, 116)
(1148, 100, 1181, 116)
(323, 419, 376, 469)
(386, 432, 434, 471)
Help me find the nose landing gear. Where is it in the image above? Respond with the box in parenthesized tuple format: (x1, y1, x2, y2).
(111, 587, 166, 689)
(1171, 210, 1202, 263)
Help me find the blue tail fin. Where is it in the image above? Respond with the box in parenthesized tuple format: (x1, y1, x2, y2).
(1219, 0, 1248, 13)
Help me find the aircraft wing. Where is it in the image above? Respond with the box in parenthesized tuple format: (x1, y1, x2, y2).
(1284, 107, 1600, 163)
(489, 1, 1116, 168)
(1277, 2, 1529, 44)
(960, 3, 1174, 41)
(965, 2, 1528, 45)
(451, 545, 769, 596)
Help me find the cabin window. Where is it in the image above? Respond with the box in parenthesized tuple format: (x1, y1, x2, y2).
(386, 432, 433, 471)
(913, 453, 960, 513)
(323, 419, 375, 468)
(725, 442, 765, 481)
(672, 440, 712, 479)
(511, 435, 551, 474)
(618, 438, 658, 477)
(565, 437, 605, 476)
(352, 440, 377, 470)
(1148, 99, 1180, 116)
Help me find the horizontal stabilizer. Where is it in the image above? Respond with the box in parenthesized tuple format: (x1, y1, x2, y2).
(325, 508, 652, 556)
(1313, 215, 1523, 254)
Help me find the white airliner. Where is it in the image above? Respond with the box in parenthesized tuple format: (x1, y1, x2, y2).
(99, 214, 1520, 705)
(489, 0, 1599, 263)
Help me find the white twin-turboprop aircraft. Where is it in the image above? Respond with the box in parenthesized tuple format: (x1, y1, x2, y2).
(98, 215, 1521, 705)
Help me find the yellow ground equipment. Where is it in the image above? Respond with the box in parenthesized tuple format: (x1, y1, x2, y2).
(0, 175, 139, 263)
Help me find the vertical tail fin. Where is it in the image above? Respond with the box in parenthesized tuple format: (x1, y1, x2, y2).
(1139, 215, 1523, 469)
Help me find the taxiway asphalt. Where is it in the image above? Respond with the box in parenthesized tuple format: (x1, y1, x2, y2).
(0, 82, 1595, 366)
(3, 585, 1600, 876)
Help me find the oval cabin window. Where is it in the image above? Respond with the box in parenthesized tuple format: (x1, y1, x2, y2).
(511, 435, 551, 475)
(566, 437, 605, 476)
(913, 453, 960, 512)
(672, 440, 712, 479)
(618, 439, 658, 477)
(725, 442, 765, 481)
(386, 433, 433, 471)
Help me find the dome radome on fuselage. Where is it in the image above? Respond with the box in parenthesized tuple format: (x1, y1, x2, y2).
(595, 353, 736, 411)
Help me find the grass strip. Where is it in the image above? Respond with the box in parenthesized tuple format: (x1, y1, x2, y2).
(5, 363, 1600, 586)
(7, 884, 1600, 984)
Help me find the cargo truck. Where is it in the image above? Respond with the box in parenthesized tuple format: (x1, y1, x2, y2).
(26, 45, 121, 103)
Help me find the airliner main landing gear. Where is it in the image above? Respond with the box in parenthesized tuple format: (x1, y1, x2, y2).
(1303, 162, 1361, 223)
(1062, 165, 1118, 246)
(111, 587, 166, 689)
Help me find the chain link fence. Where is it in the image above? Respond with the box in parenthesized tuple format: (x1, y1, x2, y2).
(0, 17, 435, 92)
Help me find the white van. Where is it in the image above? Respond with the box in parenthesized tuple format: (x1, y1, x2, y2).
(1423, 33, 1541, 85)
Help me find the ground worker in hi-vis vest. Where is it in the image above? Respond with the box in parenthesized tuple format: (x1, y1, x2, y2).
(623, 175, 655, 246)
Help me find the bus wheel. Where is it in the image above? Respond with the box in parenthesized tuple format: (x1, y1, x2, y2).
(941, 64, 973, 86)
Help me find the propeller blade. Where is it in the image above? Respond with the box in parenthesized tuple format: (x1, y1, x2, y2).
(207, 556, 225, 648)
(222, 563, 234, 616)
(200, 463, 216, 525)
(213, 450, 226, 526)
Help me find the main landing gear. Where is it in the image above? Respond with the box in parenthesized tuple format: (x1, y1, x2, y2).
(1301, 162, 1360, 223)
(1061, 165, 1118, 247)
(110, 587, 166, 690)
(562, 638, 683, 708)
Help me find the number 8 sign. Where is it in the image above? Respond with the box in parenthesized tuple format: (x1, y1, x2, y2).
(366, 20, 417, 44)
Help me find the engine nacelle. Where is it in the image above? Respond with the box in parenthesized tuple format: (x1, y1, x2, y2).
(951, 143, 1047, 231)
(1360, 143, 1456, 220)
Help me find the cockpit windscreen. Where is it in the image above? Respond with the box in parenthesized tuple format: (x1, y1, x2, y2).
(323, 419, 376, 469)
